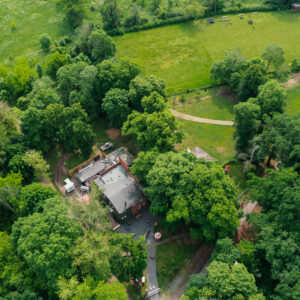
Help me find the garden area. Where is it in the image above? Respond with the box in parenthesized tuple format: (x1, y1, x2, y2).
(115, 11, 300, 93)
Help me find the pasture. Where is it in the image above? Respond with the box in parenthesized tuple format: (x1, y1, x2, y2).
(115, 11, 300, 93)
(286, 84, 300, 116)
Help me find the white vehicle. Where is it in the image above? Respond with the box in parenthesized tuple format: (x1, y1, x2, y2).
(64, 178, 75, 193)
(80, 185, 89, 192)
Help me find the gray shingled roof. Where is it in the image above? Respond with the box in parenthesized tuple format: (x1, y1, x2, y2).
(107, 147, 134, 166)
(95, 177, 143, 215)
(77, 159, 113, 183)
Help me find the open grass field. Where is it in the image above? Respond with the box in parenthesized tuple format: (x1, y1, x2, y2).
(171, 87, 235, 120)
(115, 11, 300, 93)
(0, 0, 70, 65)
(286, 84, 300, 116)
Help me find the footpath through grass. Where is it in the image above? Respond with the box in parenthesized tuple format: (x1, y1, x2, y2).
(115, 11, 300, 93)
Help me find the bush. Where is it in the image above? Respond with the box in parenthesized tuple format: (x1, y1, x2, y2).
(10, 21, 16, 31)
(39, 34, 51, 51)
(290, 58, 300, 73)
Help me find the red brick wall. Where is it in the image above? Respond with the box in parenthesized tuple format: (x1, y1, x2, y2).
(131, 198, 148, 215)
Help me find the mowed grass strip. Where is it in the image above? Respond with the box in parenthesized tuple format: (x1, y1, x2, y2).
(115, 11, 300, 93)
(176, 119, 235, 164)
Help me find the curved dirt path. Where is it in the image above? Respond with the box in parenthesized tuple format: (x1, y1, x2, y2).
(170, 109, 234, 126)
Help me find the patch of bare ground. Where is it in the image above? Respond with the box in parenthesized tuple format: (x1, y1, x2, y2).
(217, 146, 225, 153)
(106, 128, 121, 139)
(217, 88, 236, 102)
(283, 72, 300, 88)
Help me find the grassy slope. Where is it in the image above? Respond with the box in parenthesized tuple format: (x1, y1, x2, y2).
(115, 11, 300, 93)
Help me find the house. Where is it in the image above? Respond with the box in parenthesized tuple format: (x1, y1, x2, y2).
(76, 158, 113, 184)
(95, 158, 147, 222)
(76, 147, 134, 184)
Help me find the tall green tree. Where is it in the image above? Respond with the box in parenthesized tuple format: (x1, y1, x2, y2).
(12, 196, 83, 295)
(261, 43, 285, 71)
(109, 233, 147, 282)
(55, 0, 86, 28)
(141, 91, 167, 113)
(102, 88, 130, 127)
(100, 0, 122, 30)
(122, 109, 183, 151)
(233, 101, 260, 151)
(45, 51, 69, 80)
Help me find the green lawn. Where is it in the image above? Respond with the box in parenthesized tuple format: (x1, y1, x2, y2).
(0, 0, 69, 65)
(156, 239, 198, 289)
(171, 88, 235, 120)
(286, 85, 300, 116)
(115, 11, 300, 93)
(176, 119, 235, 164)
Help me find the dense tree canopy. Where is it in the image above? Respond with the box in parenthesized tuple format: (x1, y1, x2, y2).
(144, 151, 239, 242)
(12, 197, 83, 295)
(261, 43, 285, 71)
(109, 233, 147, 282)
(100, 0, 123, 30)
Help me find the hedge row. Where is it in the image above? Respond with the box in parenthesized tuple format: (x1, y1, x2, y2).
(167, 84, 224, 97)
(107, 6, 289, 36)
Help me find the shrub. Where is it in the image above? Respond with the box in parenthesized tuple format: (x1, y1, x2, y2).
(290, 58, 300, 73)
(10, 21, 16, 31)
(39, 34, 51, 51)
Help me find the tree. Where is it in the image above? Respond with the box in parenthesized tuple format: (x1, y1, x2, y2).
(236, 238, 256, 267)
(210, 49, 247, 86)
(101, 89, 130, 127)
(261, 43, 285, 71)
(233, 101, 260, 151)
(72, 232, 111, 282)
(254, 114, 300, 169)
(145, 152, 239, 242)
(130, 150, 158, 185)
(39, 34, 51, 52)
(100, 0, 122, 30)
(109, 233, 147, 282)
(45, 51, 69, 80)
(205, 261, 260, 299)
(0, 232, 33, 297)
(237, 63, 267, 102)
(5, 58, 37, 99)
(12, 197, 83, 295)
(210, 237, 241, 265)
(88, 30, 116, 63)
(97, 58, 140, 97)
(22, 150, 50, 180)
(55, 0, 86, 28)
(141, 91, 167, 113)
(184, 0, 206, 19)
(67, 183, 111, 234)
(19, 183, 57, 216)
(3, 290, 42, 300)
(256, 80, 286, 117)
(57, 277, 127, 300)
(122, 109, 183, 151)
(204, 0, 225, 13)
(29, 88, 62, 110)
(124, 5, 141, 28)
(128, 75, 166, 111)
